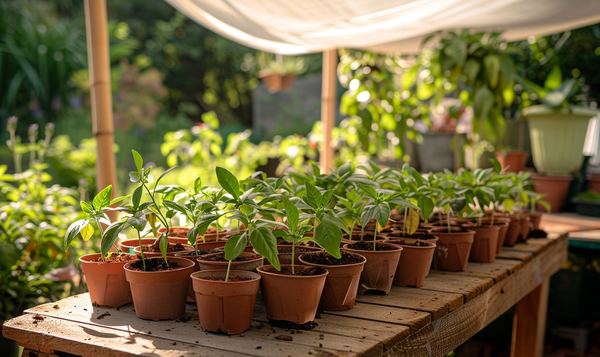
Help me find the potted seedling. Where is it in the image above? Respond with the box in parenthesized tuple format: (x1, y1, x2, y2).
(335, 188, 367, 242)
(63, 185, 134, 307)
(110, 150, 195, 321)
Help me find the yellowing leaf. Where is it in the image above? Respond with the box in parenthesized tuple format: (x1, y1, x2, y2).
(406, 208, 420, 235)
(81, 223, 95, 241)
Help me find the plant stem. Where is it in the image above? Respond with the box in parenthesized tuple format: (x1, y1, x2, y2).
(373, 227, 377, 251)
(291, 242, 295, 275)
(403, 207, 408, 236)
(225, 259, 232, 282)
(490, 211, 495, 226)
(447, 212, 451, 233)
(137, 230, 146, 271)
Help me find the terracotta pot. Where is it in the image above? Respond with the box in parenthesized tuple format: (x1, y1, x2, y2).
(191, 270, 261, 335)
(124, 257, 195, 320)
(341, 242, 402, 294)
(259, 71, 282, 92)
(467, 225, 500, 263)
(385, 232, 439, 245)
(481, 217, 510, 254)
(257, 265, 328, 324)
(495, 150, 529, 173)
(196, 238, 228, 251)
(517, 215, 532, 242)
(428, 227, 475, 271)
(298, 252, 366, 311)
(197, 252, 263, 272)
(79, 253, 136, 308)
(118, 238, 156, 254)
(390, 241, 436, 288)
(504, 218, 521, 246)
(176, 251, 213, 302)
(274, 245, 323, 266)
(530, 173, 573, 212)
(133, 243, 195, 258)
(280, 74, 296, 91)
(525, 212, 542, 230)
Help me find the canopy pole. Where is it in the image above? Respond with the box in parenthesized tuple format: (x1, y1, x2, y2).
(84, 0, 117, 197)
(320, 49, 337, 172)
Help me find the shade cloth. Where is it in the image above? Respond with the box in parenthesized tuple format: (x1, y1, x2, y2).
(164, 0, 600, 54)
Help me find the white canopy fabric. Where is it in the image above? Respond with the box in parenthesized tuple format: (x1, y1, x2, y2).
(164, 0, 600, 54)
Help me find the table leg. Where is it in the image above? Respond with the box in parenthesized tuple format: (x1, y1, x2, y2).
(511, 278, 550, 357)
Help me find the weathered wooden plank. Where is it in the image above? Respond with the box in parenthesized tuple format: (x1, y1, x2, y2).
(357, 288, 463, 321)
(3, 314, 245, 357)
(419, 272, 494, 302)
(441, 258, 525, 282)
(384, 235, 567, 357)
(23, 295, 363, 357)
(497, 249, 533, 264)
(323, 302, 431, 334)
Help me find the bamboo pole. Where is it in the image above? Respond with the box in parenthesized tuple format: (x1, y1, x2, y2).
(320, 49, 337, 172)
(84, 0, 117, 198)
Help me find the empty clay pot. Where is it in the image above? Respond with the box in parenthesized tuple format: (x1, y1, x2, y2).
(531, 173, 573, 212)
(428, 227, 475, 271)
(197, 252, 263, 272)
(257, 265, 328, 324)
(80, 253, 136, 308)
(191, 270, 261, 335)
(298, 252, 366, 311)
(341, 242, 402, 294)
(495, 150, 529, 173)
(467, 225, 500, 263)
(124, 257, 195, 320)
(391, 241, 436, 287)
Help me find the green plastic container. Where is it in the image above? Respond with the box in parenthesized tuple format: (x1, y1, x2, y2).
(522, 105, 599, 175)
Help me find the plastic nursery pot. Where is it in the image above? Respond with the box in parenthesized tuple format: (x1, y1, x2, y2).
(525, 212, 542, 231)
(481, 217, 510, 254)
(158, 227, 193, 245)
(504, 218, 521, 246)
(389, 240, 436, 287)
(79, 253, 137, 308)
(298, 252, 366, 311)
(196, 238, 228, 251)
(191, 270, 261, 335)
(118, 238, 156, 254)
(341, 241, 402, 294)
(428, 227, 475, 272)
(274, 245, 323, 266)
(133, 243, 195, 258)
(257, 264, 328, 324)
(511, 215, 531, 242)
(174, 249, 214, 303)
(530, 173, 573, 212)
(124, 257, 195, 321)
(466, 225, 500, 263)
(197, 252, 264, 272)
(495, 150, 529, 173)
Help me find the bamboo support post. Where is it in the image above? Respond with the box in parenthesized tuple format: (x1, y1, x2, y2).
(320, 49, 337, 173)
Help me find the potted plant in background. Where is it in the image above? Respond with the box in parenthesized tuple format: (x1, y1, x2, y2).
(520, 65, 600, 211)
(256, 51, 306, 92)
(63, 185, 134, 308)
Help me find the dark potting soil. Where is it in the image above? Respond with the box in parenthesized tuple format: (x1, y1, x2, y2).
(260, 265, 327, 276)
(350, 233, 385, 241)
(127, 258, 182, 272)
(90, 253, 137, 263)
(301, 251, 364, 265)
(529, 229, 548, 239)
(269, 319, 318, 330)
(199, 252, 261, 262)
(387, 233, 436, 240)
(174, 249, 212, 257)
(429, 226, 472, 233)
(389, 240, 430, 247)
(346, 241, 398, 251)
(142, 242, 187, 253)
(277, 247, 317, 254)
(199, 276, 254, 282)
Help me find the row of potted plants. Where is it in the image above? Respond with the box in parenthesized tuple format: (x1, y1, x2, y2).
(64, 152, 549, 335)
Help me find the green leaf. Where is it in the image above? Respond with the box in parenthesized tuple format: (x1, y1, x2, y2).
(406, 208, 420, 235)
(489, 158, 502, 173)
(544, 64, 562, 90)
(483, 54, 500, 89)
(537, 199, 552, 213)
(110, 195, 129, 206)
(502, 198, 515, 212)
(101, 221, 125, 257)
(63, 219, 89, 251)
(80, 201, 93, 215)
(463, 59, 481, 83)
(127, 211, 148, 231)
(216, 166, 240, 199)
(132, 186, 143, 210)
(305, 182, 323, 209)
(187, 226, 200, 246)
(417, 196, 434, 222)
(542, 78, 578, 108)
(159, 233, 169, 263)
(249, 227, 280, 270)
(374, 203, 390, 228)
(80, 224, 95, 241)
(224, 232, 248, 261)
(93, 185, 112, 210)
(129, 171, 140, 183)
(314, 220, 342, 258)
(324, 213, 350, 234)
(474, 86, 493, 121)
(358, 184, 378, 200)
(156, 166, 177, 187)
(449, 197, 467, 213)
(194, 177, 202, 194)
(132, 149, 143, 172)
(283, 197, 299, 234)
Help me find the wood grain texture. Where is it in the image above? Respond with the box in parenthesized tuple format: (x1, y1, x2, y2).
(497, 249, 534, 263)
(419, 272, 494, 302)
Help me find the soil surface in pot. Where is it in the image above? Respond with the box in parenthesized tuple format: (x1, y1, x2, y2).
(89, 253, 137, 263)
(277, 247, 317, 254)
(199, 252, 261, 262)
(391, 240, 431, 247)
(174, 249, 211, 257)
(350, 233, 384, 241)
(142, 242, 188, 253)
(127, 258, 182, 272)
(260, 265, 326, 276)
(389, 233, 437, 240)
(529, 229, 548, 238)
(301, 251, 364, 265)
(346, 241, 398, 251)
(197, 276, 254, 282)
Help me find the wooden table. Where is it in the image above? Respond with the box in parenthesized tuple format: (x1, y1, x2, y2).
(3, 215, 591, 357)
